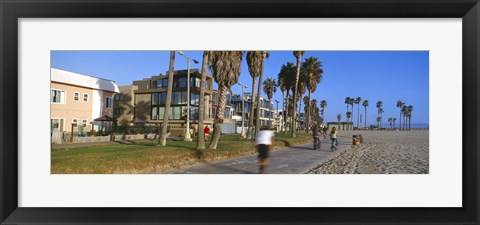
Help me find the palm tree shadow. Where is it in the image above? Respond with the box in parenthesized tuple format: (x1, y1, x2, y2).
(277, 139, 291, 147)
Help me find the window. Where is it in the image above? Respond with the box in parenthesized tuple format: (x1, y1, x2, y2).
(106, 97, 112, 108)
(151, 107, 159, 120)
(190, 93, 199, 106)
(72, 118, 78, 127)
(174, 77, 187, 88)
(115, 94, 124, 101)
(51, 89, 65, 103)
(191, 77, 201, 88)
(82, 119, 88, 127)
(152, 93, 159, 105)
(73, 92, 80, 101)
(190, 106, 198, 120)
(155, 78, 168, 88)
(172, 91, 187, 105)
(83, 93, 89, 102)
(114, 108, 124, 115)
(51, 118, 65, 132)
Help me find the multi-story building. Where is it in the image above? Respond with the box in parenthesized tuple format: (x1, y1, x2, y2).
(50, 68, 119, 134)
(113, 69, 215, 130)
(230, 94, 274, 129)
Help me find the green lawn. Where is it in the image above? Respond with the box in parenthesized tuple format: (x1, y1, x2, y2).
(51, 133, 312, 174)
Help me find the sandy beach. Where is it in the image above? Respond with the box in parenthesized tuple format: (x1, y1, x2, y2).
(306, 130, 429, 174)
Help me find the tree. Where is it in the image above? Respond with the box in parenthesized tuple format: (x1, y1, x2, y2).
(362, 100, 369, 129)
(346, 112, 352, 130)
(393, 117, 397, 129)
(292, 51, 305, 137)
(345, 97, 351, 124)
(263, 77, 277, 129)
(396, 100, 405, 130)
(349, 97, 355, 129)
(320, 100, 327, 120)
(196, 51, 209, 150)
(256, 51, 269, 134)
(296, 72, 307, 131)
(277, 62, 296, 133)
(207, 51, 243, 149)
(159, 51, 175, 146)
(246, 51, 264, 140)
(301, 56, 324, 134)
(388, 117, 393, 128)
(407, 105, 414, 130)
(376, 101, 383, 128)
(337, 114, 342, 131)
(402, 105, 408, 131)
(355, 97, 362, 129)
(376, 116, 382, 128)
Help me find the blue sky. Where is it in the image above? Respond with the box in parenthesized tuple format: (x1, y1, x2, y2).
(51, 50, 429, 126)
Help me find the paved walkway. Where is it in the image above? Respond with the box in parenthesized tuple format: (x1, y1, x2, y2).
(167, 136, 351, 174)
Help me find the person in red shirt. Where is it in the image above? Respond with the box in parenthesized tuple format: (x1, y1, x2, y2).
(204, 126, 210, 142)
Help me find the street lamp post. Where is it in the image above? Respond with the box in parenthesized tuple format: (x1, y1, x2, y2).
(178, 51, 198, 142)
(238, 82, 247, 138)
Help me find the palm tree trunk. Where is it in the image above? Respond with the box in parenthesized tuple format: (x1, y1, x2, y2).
(208, 85, 228, 149)
(351, 105, 354, 130)
(306, 91, 311, 134)
(357, 104, 360, 128)
(246, 76, 257, 140)
(399, 111, 402, 130)
(268, 98, 272, 129)
(255, 52, 267, 135)
(159, 51, 175, 146)
(297, 96, 302, 132)
(282, 91, 285, 132)
(196, 52, 208, 150)
(285, 92, 290, 132)
(364, 107, 367, 129)
(292, 57, 301, 137)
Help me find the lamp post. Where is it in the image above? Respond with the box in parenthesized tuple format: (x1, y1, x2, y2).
(178, 51, 199, 142)
(238, 82, 247, 138)
(275, 100, 279, 131)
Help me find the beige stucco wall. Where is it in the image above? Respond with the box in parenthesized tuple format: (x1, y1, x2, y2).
(51, 82, 93, 131)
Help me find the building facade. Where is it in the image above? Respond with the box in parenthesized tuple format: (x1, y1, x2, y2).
(51, 68, 119, 134)
(114, 69, 215, 131)
(230, 94, 274, 129)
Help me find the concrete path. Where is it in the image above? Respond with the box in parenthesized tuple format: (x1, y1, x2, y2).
(167, 136, 351, 174)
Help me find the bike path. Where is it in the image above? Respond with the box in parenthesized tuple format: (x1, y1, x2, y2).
(167, 136, 351, 174)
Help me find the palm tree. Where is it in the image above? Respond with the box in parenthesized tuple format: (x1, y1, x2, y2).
(362, 100, 369, 129)
(376, 116, 382, 128)
(159, 51, 175, 146)
(407, 105, 414, 130)
(345, 97, 351, 124)
(207, 51, 243, 149)
(376, 101, 383, 128)
(378, 108, 384, 128)
(393, 117, 397, 129)
(292, 51, 305, 137)
(346, 112, 352, 130)
(355, 97, 362, 129)
(388, 117, 393, 128)
(320, 100, 327, 120)
(402, 105, 408, 131)
(337, 114, 342, 130)
(396, 100, 405, 130)
(196, 51, 209, 150)
(349, 97, 354, 129)
(263, 78, 277, 129)
(277, 62, 296, 133)
(296, 73, 307, 131)
(246, 51, 264, 140)
(301, 56, 324, 134)
(311, 99, 318, 124)
(255, 51, 269, 134)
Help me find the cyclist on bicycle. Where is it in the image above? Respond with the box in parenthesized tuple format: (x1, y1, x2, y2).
(312, 124, 321, 150)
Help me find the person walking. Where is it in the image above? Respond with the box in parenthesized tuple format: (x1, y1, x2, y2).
(330, 127, 338, 151)
(255, 128, 275, 174)
(204, 126, 210, 142)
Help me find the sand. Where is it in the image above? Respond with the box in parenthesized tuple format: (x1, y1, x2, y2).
(306, 130, 429, 174)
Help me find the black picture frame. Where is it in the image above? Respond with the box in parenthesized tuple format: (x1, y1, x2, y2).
(1, 0, 479, 224)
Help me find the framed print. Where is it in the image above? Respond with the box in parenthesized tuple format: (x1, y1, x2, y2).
(1, 0, 479, 224)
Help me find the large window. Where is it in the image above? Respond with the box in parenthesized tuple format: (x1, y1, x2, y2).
(172, 91, 187, 105)
(115, 94, 124, 101)
(191, 77, 201, 88)
(114, 108, 124, 115)
(190, 93, 200, 106)
(51, 118, 65, 133)
(106, 97, 112, 108)
(155, 78, 168, 88)
(51, 89, 66, 104)
(190, 106, 199, 120)
(174, 77, 187, 88)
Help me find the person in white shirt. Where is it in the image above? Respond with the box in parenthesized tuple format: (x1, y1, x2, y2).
(255, 128, 275, 174)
